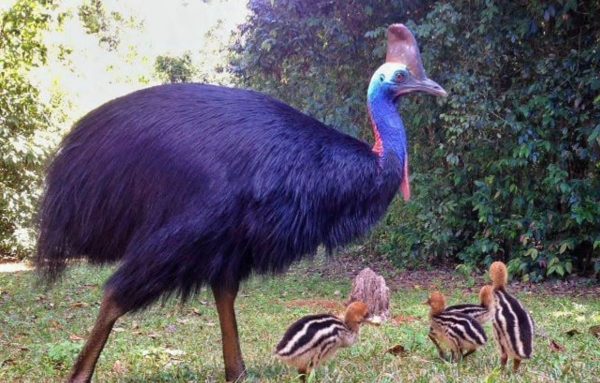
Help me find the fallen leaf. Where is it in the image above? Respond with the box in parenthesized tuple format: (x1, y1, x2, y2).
(69, 334, 84, 341)
(177, 318, 191, 325)
(112, 360, 127, 374)
(565, 329, 581, 337)
(147, 332, 160, 339)
(204, 321, 216, 327)
(549, 340, 565, 352)
(191, 308, 202, 316)
(387, 344, 408, 357)
(590, 325, 600, 339)
(113, 327, 125, 332)
(1, 358, 15, 367)
(49, 320, 62, 330)
(71, 302, 89, 308)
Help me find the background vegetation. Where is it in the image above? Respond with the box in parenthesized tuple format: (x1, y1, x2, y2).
(233, 0, 600, 281)
(1, 0, 599, 281)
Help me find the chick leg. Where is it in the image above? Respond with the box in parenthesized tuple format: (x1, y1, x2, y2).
(298, 367, 308, 382)
(428, 333, 446, 360)
(513, 358, 522, 372)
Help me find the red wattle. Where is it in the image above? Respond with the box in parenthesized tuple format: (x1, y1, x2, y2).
(401, 158, 410, 201)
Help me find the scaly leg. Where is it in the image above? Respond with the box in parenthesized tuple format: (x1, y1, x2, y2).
(69, 289, 124, 383)
(212, 282, 246, 382)
(298, 367, 308, 383)
(428, 333, 446, 361)
(513, 358, 522, 372)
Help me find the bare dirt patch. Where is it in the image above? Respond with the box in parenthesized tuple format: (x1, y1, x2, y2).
(292, 251, 600, 298)
(284, 299, 345, 313)
(0, 262, 32, 273)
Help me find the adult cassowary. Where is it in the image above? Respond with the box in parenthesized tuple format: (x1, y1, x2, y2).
(36, 24, 446, 382)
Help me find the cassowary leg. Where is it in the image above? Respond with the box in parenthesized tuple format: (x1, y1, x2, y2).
(69, 288, 124, 383)
(212, 282, 246, 382)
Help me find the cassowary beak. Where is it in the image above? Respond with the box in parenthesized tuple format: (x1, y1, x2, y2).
(395, 77, 448, 99)
(414, 77, 448, 97)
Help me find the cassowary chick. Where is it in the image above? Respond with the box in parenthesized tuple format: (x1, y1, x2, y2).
(490, 261, 534, 372)
(275, 301, 369, 381)
(426, 291, 487, 362)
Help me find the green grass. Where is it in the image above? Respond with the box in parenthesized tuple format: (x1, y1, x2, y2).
(1, 263, 599, 382)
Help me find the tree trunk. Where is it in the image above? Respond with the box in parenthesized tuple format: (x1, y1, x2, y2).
(347, 268, 390, 323)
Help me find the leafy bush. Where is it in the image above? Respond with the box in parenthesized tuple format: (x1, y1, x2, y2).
(0, 0, 60, 260)
(235, 0, 600, 279)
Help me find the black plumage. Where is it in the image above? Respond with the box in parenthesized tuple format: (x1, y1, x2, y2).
(37, 84, 401, 312)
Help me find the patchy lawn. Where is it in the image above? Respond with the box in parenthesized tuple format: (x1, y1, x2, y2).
(1, 258, 599, 382)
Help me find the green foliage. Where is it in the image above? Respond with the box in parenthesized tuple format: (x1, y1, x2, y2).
(235, 0, 600, 279)
(154, 53, 197, 83)
(78, 0, 138, 51)
(0, 0, 60, 259)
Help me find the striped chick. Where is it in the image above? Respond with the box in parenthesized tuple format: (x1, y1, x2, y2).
(490, 261, 534, 372)
(445, 285, 495, 325)
(274, 301, 369, 381)
(426, 291, 487, 362)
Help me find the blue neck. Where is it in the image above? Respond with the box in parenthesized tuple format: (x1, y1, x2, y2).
(367, 87, 407, 162)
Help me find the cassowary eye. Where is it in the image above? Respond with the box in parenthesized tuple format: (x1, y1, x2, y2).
(395, 71, 407, 82)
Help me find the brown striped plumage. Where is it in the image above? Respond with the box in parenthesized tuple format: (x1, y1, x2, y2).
(274, 301, 369, 381)
(444, 285, 495, 325)
(490, 261, 535, 372)
(426, 291, 487, 362)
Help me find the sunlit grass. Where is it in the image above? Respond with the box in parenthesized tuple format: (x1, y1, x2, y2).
(1, 263, 599, 382)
